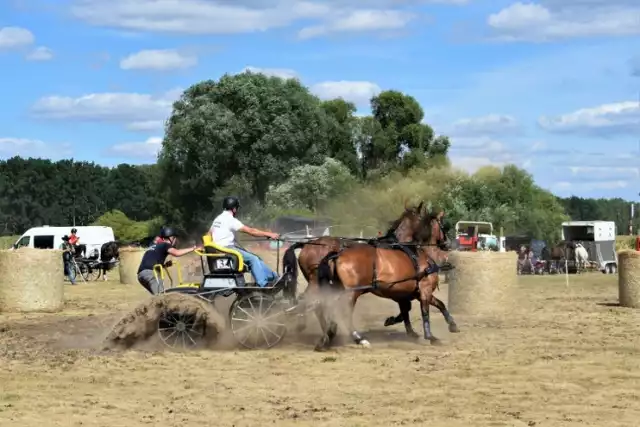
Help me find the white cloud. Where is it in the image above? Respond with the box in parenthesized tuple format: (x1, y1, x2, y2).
(487, 2, 640, 41)
(0, 137, 73, 159)
(552, 180, 630, 191)
(448, 137, 532, 173)
(120, 49, 197, 70)
(538, 101, 639, 135)
(71, 0, 324, 35)
(448, 114, 521, 136)
(107, 136, 162, 160)
(25, 46, 53, 61)
(298, 9, 416, 39)
(126, 120, 165, 132)
(242, 66, 298, 79)
(450, 136, 506, 153)
(569, 166, 639, 178)
(0, 137, 45, 157)
(0, 26, 34, 49)
(70, 0, 422, 37)
(311, 81, 381, 105)
(31, 89, 180, 123)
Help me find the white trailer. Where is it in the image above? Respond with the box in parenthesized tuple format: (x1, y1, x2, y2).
(561, 221, 617, 274)
(12, 225, 115, 260)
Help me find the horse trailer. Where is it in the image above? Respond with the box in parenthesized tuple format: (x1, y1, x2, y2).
(561, 221, 617, 274)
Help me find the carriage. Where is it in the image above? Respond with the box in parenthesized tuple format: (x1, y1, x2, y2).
(67, 244, 119, 282)
(152, 235, 304, 350)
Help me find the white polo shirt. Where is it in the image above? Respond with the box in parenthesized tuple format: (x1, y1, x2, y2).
(210, 210, 244, 247)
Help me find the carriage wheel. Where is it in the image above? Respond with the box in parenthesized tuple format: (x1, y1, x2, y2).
(80, 263, 101, 281)
(229, 293, 287, 350)
(157, 310, 207, 350)
(87, 263, 102, 281)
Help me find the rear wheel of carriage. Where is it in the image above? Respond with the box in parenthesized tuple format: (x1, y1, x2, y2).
(229, 293, 287, 350)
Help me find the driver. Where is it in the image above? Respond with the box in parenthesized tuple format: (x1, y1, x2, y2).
(208, 196, 280, 287)
(137, 227, 200, 295)
(69, 228, 79, 246)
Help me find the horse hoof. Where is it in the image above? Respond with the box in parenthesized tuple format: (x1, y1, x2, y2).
(314, 343, 328, 352)
(407, 331, 420, 339)
(428, 337, 442, 345)
(449, 323, 460, 333)
(383, 316, 396, 327)
(358, 340, 371, 348)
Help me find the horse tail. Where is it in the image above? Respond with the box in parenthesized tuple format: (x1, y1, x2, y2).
(317, 251, 341, 291)
(282, 242, 304, 281)
(282, 242, 304, 300)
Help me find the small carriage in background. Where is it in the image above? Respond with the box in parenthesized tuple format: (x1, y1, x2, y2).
(152, 235, 302, 350)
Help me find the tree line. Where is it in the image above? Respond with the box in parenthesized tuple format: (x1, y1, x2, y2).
(0, 71, 636, 243)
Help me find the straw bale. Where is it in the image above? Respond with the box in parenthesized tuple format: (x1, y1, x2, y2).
(446, 251, 517, 316)
(118, 247, 145, 285)
(0, 248, 64, 313)
(618, 250, 640, 308)
(103, 292, 226, 350)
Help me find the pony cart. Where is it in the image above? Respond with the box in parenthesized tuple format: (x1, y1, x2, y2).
(151, 203, 458, 352)
(153, 235, 303, 350)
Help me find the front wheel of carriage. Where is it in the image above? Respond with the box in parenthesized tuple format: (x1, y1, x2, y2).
(229, 293, 288, 350)
(157, 309, 208, 350)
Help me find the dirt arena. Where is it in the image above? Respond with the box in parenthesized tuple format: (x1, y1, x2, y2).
(1, 251, 640, 427)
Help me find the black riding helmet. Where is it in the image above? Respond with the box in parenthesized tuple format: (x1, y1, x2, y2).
(222, 196, 240, 211)
(159, 226, 178, 239)
(71, 228, 77, 234)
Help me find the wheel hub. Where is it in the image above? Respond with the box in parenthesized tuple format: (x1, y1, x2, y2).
(176, 321, 187, 332)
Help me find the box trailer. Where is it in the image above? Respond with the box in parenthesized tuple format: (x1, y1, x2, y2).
(561, 221, 617, 274)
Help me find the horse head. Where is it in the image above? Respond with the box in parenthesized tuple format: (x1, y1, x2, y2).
(414, 209, 449, 251)
(383, 201, 425, 243)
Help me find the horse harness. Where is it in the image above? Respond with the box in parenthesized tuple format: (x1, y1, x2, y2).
(326, 236, 440, 293)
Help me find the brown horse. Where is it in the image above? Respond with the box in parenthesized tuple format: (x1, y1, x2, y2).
(313, 210, 458, 350)
(282, 201, 428, 337)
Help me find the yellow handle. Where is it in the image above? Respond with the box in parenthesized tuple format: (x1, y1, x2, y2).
(152, 259, 183, 288)
(153, 263, 171, 287)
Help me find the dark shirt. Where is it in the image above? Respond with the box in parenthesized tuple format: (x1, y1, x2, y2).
(138, 242, 171, 273)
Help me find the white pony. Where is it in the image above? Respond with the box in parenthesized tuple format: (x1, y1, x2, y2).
(574, 243, 590, 272)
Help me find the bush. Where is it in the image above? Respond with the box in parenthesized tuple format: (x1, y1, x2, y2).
(93, 210, 163, 242)
(616, 235, 636, 251)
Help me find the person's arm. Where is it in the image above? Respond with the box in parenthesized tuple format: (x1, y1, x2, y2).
(168, 244, 198, 257)
(238, 225, 276, 238)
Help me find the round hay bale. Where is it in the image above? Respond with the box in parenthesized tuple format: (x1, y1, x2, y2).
(446, 251, 518, 316)
(118, 247, 145, 285)
(103, 292, 226, 350)
(618, 250, 640, 308)
(0, 248, 64, 313)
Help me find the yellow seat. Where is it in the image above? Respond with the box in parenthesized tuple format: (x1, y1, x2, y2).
(199, 235, 245, 273)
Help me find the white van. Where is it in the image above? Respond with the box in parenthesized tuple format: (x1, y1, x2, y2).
(13, 226, 116, 259)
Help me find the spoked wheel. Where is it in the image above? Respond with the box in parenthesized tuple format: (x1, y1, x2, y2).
(229, 293, 287, 350)
(158, 310, 207, 350)
(80, 263, 101, 281)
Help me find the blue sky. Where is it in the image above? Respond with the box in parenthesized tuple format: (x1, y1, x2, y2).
(0, 0, 639, 200)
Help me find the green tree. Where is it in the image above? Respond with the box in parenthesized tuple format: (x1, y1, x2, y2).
(362, 90, 450, 176)
(320, 99, 359, 176)
(158, 71, 335, 231)
(266, 157, 356, 211)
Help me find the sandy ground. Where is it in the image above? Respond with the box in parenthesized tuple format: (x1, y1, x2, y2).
(1, 251, 640, 427)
